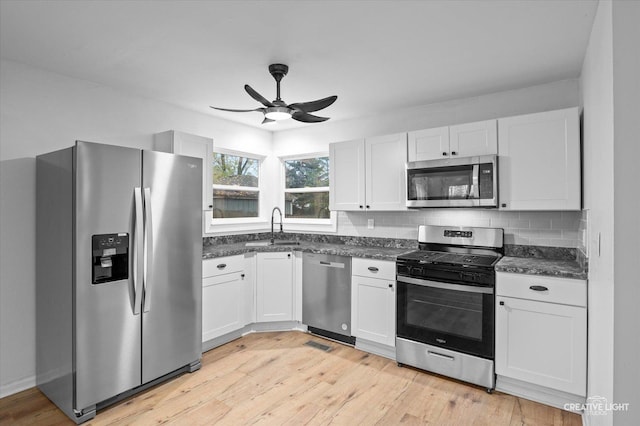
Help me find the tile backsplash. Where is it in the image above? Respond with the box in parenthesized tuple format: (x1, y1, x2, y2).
(337, 210, 584, 249)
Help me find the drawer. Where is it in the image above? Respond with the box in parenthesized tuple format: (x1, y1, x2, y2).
(203, 254, 244, 278)
(352, 257, 396, 281)
(496, 272, 586, 307)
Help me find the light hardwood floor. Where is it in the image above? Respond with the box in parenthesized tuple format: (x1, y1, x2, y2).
(0, 331, 582, 425)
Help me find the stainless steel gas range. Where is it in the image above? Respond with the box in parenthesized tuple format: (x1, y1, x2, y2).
(395, 225, 504, 392)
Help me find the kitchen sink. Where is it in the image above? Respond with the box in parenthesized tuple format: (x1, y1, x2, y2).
(245, 241, 300, 247)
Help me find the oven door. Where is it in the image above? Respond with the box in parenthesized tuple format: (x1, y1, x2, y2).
(396, 276, 494, 359)
(406, 155, 497, 208)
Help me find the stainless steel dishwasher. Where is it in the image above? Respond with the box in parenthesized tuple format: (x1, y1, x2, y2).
(302, 253, 355, 345)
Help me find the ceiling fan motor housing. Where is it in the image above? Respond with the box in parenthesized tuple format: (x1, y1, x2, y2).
(268, 64, 289, 82)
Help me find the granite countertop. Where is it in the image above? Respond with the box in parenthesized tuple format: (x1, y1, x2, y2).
(495, 256, 587, 280)
(203, 240, 414, 261)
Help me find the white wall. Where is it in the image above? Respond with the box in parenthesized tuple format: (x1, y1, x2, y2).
(611, 1, 640, 424)
(580, 1, 615, 424)
(274, 79, 583, 247)
(0, 59, 273, 397)
(581, 0, 640, 424)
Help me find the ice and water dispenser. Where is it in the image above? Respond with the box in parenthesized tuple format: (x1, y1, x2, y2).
(91, 233, 129, 284)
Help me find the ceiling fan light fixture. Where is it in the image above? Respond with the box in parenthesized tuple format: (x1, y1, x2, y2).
(264, 106, 291, 121)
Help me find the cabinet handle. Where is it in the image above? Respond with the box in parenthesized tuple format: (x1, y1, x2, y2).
(366, 205, 370, 209)
(499, 301, 504, 306)
(451, 151, 457, 156)
(240, 273, 245, 279)
(208, 204, 213, 208)
(368, 266, 379, 272)
(501, 203, 507, 208)
(388, 283, 394, 291)
(442, 152, 448, 156)
(217, 263, 226, 269)
(529, 285, 549, 292)
(359, 205, 364, 209)
(287, 253, 291, 258)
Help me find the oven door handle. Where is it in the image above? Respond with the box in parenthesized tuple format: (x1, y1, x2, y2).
(397, 276, 493, 294)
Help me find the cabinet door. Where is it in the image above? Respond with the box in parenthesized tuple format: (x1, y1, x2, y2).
(407, 126, 449, 161)
(352, 275, 396, 346)
(498, 107, 580, 210)
(329, 139, 366, 211)
(202, 271, 245, 342)
(365, 133, 408, 211)
(256, 252, 293, 322)
(495, 296, 586, 396)
(154, 130, 213, 211)
(449, 119, 497, 157)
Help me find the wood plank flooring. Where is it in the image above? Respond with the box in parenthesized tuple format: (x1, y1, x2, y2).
(0, 331, 582, 425)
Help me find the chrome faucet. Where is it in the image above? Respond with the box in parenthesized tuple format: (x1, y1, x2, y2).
(270, 207, 283, 244)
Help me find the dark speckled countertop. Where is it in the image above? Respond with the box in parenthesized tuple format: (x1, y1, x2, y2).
(202, 240, 414, 261)
(495, 257, 587, 280)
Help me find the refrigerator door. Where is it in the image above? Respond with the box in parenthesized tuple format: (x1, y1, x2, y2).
(74, 142, 142, 409)
(141, 150, 202, 383)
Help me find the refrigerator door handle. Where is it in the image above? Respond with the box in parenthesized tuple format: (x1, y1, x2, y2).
(143, 187, 153, 313)
(133, 187, 144, 315)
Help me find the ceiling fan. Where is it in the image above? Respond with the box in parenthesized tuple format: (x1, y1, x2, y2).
(210, 64, 337, 124)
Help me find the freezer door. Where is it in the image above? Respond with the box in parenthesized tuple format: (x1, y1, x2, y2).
(141, 150, 202, 383)
(74, 141, 142, 410)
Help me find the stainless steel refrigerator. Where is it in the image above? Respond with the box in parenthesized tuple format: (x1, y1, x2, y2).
(36, 141, 202, 424)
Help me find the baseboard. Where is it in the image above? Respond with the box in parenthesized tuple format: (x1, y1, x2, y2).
(0, 375, 36, 399)
(354, 338, 396, 360)
(496, 375, 586, 414)
(203, 321, 307, 353)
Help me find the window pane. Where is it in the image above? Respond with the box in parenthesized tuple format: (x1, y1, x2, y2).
(285, 192, 330, 219)
(285, 157, 329, 189)
(212, 189, 259, 218)
(213, 153, 259, 187)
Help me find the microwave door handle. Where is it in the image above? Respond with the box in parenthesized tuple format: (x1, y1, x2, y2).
(470, 164, 480, 199)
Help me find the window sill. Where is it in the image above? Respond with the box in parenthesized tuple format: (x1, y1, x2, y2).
(204, 214, 270, 236)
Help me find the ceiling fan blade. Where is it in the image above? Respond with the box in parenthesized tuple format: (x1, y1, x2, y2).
(210, 106, 265, 113)
(245, 85, 274, 107)
(288, 95, 337, 113)
(291, 111, 330, 123)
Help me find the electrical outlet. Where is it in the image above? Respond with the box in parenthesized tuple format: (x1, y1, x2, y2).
(367, 219, 374, 229)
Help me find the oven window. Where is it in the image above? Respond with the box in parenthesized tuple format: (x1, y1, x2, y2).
(406, 285, 483, 341)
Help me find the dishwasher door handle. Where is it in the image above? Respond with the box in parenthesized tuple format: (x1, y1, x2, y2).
(316, 260, 345, 268)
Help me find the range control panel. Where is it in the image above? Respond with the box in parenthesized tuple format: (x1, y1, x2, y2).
(444, 230, 473, 238)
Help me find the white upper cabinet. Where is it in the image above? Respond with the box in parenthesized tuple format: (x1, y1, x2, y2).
(329, 138, 366, 211)
(154, 130, 213, 211)
(407, 126, 449, 161)
(330, 133, 407, 211)
(449, 120, 498, 158)
(498, 107, 580, 211)
(408, 119, 497, 162)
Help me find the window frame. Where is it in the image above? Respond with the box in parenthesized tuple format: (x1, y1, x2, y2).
(205, 148, 268, 234)
(279, 152, 336, 232)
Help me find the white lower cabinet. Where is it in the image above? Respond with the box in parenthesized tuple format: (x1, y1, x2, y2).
(202, 255, 246, 342)
(495, 272, 587, 397)
(351, 258, 396, 347)
(256, 252, 294, 322)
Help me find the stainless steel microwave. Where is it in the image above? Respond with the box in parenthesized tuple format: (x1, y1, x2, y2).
(406, 155, 498, 208)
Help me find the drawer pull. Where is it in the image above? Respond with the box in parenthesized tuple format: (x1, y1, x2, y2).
(216, 263, 227, 269)
(368, 266, 379, 272)
(529, 285, 548, 292)
(428, 350, 455, 361)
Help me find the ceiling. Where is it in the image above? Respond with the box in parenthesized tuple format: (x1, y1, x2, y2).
(0, 0, 598, 131)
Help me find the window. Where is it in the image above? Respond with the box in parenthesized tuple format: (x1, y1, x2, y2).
(283, 156, 330, 220)
(212, 152, 260, 219)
